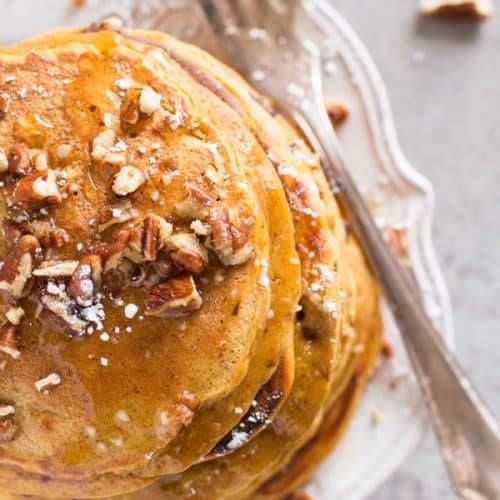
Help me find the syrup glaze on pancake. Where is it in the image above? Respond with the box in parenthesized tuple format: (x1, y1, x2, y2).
(259, 237, 383, 498)
(0, 27, 277, 490)
(111, 32, 347, 500)
(0, 23, 383, 500)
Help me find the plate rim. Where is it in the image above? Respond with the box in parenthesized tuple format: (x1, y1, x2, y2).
(307, 1, 455, 497)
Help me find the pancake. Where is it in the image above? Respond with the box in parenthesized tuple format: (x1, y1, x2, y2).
(258, 236, 383, 498)
(0, 27, 277, 496)
(0, 22, 383, 500)
(110, 33, 346, 500)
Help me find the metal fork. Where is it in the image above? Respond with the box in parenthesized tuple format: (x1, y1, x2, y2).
(201, 1, 500, 498)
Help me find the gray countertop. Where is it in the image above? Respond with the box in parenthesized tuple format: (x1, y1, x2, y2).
(332, 1, 500, 499)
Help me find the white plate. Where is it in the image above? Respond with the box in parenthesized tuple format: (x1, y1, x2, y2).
(0, 2, 454, 499)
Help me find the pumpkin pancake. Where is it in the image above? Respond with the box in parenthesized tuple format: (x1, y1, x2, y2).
(0, 28, 276, 496)
(259, 236, 383, 498)
(0, 23, 383, 500)
(111, 35, 347, 500)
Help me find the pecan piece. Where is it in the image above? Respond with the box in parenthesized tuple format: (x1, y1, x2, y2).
(325, 98, 350, 127)
(112, 165, 145, 197)
(91, 129, 116, 161)
(175, 183, 214, 219)
(0, 324, 20, 360)
(84, 16, 123, 33)
(0, 235, 41, 299)
(166, 233, 208, 275)
(2, 220, 23, 242)
(14, 169, 61, 206)
(139, 86, 162, 115)
(30, 220, 69, 248)
(145, 274, 202, 318)
(420, 0, 493, 19)
(39, 285, 88, 337)
(0, 414, 18, 444)
(121, 88, 141, 125)
(0, 149, 8, 173)
(99, 200, 138, 232)
(125, 215, 173, 263)
(95, 230, 130, 272)
(8, 144, 32, 176)
(0, 93, 11, 114)
(33, 260, 80, 278)
(68, 255, 102, 307)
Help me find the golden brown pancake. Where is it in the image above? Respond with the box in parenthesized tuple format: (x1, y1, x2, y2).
(0, 26, 278, 495)
(0, 22, 383, 500)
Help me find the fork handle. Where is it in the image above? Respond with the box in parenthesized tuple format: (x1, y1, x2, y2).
(293, 101, 500, 499)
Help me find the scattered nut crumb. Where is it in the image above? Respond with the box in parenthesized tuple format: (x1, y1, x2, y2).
(139, 86, 162, 115)
(0, 405, 15, 418)
(420, 0, 493, 19)
(325, 97, 350, 127)
(35, 372, 61, 392)
(5, 307, 25, 326)
(381, 338, 395, 359)
(112, 165, 146, 196)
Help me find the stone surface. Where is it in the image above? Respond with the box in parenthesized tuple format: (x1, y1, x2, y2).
(333, 1, 500, 499)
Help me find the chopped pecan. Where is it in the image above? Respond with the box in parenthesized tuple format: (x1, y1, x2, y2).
(51, 228, 70, 248)
(121, 88, 141, 125)
(143, 215, 162, 261)
(166, 233, 208, 274)
(207, 207, 254, 266)
(39, 285, 88, 337)
(112, 165, 145, 197)
(175, 183, 214, 219)
(33, 152, 48, 171)
(91, 129, 116, 161)
(0, 150, 8, 173)
(84, 15, 123, 33)
(14, 169, 62, 206)
(420, 0, 493, 19)
(68, 255, 102, 307)
(0, 235, 41, 299)
(5, 307, 24, 325)
(2, 220, 23, 242)
(0, 92, 11, 114)
(55, 143, 73, 160)
(0, 324, 20, 360)
(30, 220, 69, 248)
(124, 215, 173, 263)
(0, 414, 17, 443)
(8, 144, 32, 176)
(325, 98, 350, 127)
(94, 230, 129, 272)
(33, 260, 79, 278)
(139, 86, 162, 115)
(99, 200, 138, 232)
(145, 274, 202, 318)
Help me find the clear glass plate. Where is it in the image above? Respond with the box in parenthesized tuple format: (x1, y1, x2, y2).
(0, 1, 454, 498)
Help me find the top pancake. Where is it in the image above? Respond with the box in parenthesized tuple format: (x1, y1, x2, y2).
(0, 27, 277, 484)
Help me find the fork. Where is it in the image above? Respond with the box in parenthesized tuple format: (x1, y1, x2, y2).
(200, 0, 500, 498)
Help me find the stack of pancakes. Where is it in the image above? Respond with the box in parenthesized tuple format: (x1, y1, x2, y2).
(0, 23, 382, 499)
